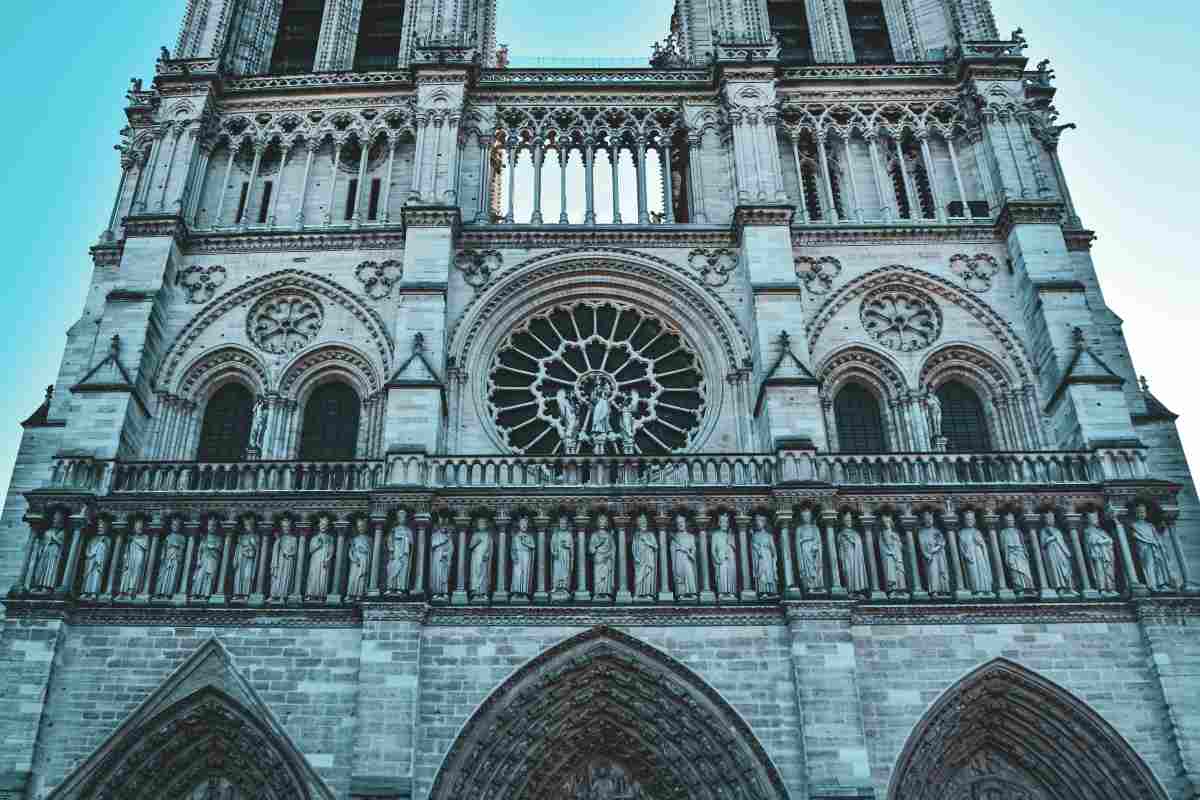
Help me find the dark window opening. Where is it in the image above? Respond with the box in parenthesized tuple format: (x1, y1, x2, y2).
(269, 0, 325, 75)
(367, 178, 382, 220)
(801, 164, 823, 220)
(768, 0, 813, 64)
(257, 181, 274, 224)
(890, 161, 912, 219)
(197, 384, 254, 461)
(835, 384, 887, 453)
(827, 157, 846, 219)
(234, 182, 250, 224)
(846, 0, 893, 64)
(948, 200, 990, 218)
(909, 158, 935, 218)
(354, 0, 405, 71)
(345, 179, 359, 220)
(937, 381, 992, 452)
(298, 382, 361, 460)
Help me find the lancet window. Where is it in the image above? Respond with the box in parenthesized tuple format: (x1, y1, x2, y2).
(298, 382, 362, 460)
(769, 0, 814, 64)
(938, 380, 992, 452)
(196, 384, 255, 462)
(269, 0, 326, 74)
(835, 383, 888, 453)
(354, 0, 405, 71)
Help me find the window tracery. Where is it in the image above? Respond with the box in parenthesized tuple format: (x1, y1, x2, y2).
(247, 291, 324, 355)
(859, 285, 942, 352)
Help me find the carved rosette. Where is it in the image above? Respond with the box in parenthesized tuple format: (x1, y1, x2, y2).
(487, 300, 706, 455)
(177, 265, 228, 304)
(354, 259, 404, 300)
(794, 255, 842, 295)
(247, 291, 324, 355)
(456, 249, 504, 291)
(686, 247, 737, 287)
(860, 285, 943, 352)
(949, 253, 1001, 293)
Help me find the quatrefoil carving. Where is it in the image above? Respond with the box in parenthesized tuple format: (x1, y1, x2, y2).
(456, 249, 504, 290)
(177, 265, 227, 304)
(794, 256, 842, 295)
(686, 248, 738, 287)
(354, 259, 404, 300)
(948, 253, 1000, 293)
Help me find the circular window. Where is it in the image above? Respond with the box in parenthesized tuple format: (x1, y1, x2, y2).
(487, 301, 707, 455)
(859, 285, 943, 352)
(247, 291, 324, 355)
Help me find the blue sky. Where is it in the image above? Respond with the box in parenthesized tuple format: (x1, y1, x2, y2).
(0, 0, 1195, 490)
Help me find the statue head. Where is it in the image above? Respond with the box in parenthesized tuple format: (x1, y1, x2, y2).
(1041, 510, 1055, 527)
(51, 509, 66, 528)
(98, 516, 111, 535)
(517, 515, 530, 532)
(558, 513, 570, 529)
(170, 516, 183, 534)
(881, 514, 895, 531)
(1086, 510, 1101, 527)
(133, 516, 145, 534)
(397, 508, 409, 524)
(355, 517, 369, 535)
(717, 512, 730, 530)
(922, 510, 935, 526)
(318, 515, 331, 533)
(596, 513, 610, 530)
(636, 512, 649, 530)
(799, 508, 813, 524)
(241, 515, 256, 534)
(1004, 511, 1016, 527)
(963, 510, 977, 528)
(674, 513, 688, 532)
(475, 516, 489, 533)
(206, 516, 219, 534)
(1135, 503, 1149, 521)
(753, 513, 767, 531)
(841, 510, 853, 528)
(280, 516, 293, 534)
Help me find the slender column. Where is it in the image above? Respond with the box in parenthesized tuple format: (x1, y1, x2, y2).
(104, 524, 126, 602)
(918, 133, 945, 222)
(789, 138, 809, 223)
(656, 517, 672, 602)
(635, 139, 649, 224)
(211, 517, 235, 604)
(737, 513, 754, 602)
(778, 511, 800, 599)
(452, 518, 468, 605)
(295, 139, 317, 228)
(893, 136, 914, 221)
(697, 514, 714, 604)
(1016, 114, 1052, 197)
(862, 514, 884, 599)
(968, 128, 997, 213)
(610, 144, 622, 223)
(494, 516, 510, 603)
(985, 514, 1013, 599)
(616, 520, 632, 604)
(176, 519, 198, 604)
(748, 117, 766, 199)
(212, 141, 238, 228)
(819, 510, 843, 596)
(902, 516, 925, 599)
(661, 143, 675, 224)
(412, 515, 427, 598)
(352, 136, 370, 226)
(504, 139, 517, 223)
(445, 115, 462, 204)
(186, 146, 212, 225)
(139, 520, 161, 604)
(843, 133, 862, 222)
(238, 140, 264, 230)
(943, 513, 970, 600)
(295, 526, 312, 602)
(574, 512, 591, 602)
(427, 118, 445, 201)
(324, 140, 343, 225)
(1066, 513, 1096, 598)
(135, 131, 164, 212)
(252, 524, 270, 606)
(104, 158, 133, 237)
(530, 141, 544, 224)
(816, 133, 839, 223)
(473, 133, 490, 223)
(535, 512, 550, 603)
(156, 128, 184, 211)
(687, 133, 708, 223)
(409, 116, 427, 203)
(1025, 513, 1053, 600)
(583, 142, 596, 224)
(866, 133, 891, 221)
(1000, 115, 1029, 198)
(558, 145, 569, 223)
(328, 518, 349, 604)
(268, 143, 289, 227)
(946, 136, 969, 218)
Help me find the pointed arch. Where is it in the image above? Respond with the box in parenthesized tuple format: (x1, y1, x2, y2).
(429, 626, 789, 800)
(49, 639, 334, 800)
(889, 658, 1168, 800)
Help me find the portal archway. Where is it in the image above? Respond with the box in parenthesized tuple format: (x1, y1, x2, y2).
(889, 658, 1168, 800)
(429, 626, 789, 800)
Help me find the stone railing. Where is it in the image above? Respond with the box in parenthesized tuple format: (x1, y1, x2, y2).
(801, 449, 1147, 487)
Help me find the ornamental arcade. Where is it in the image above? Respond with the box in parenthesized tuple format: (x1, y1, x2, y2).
(1, 0, 1198, 798)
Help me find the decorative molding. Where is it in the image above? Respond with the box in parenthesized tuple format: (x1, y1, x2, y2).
(795, 255, 842, 295)
(852, 601, 1136, 625)
(791, 224, 1000, 245)
(177, 264, 228, 303)
(996, 199, 1065, 237)
(460, 225, 735, 249)
(454, 248, 503, 291)
(686, 247, 738, 287)
(947, 253, 1000, 293)
(354, 259, 404, 300)
(123, 214, 187, 240)
(424, 604, 787, 626)
(247, 290, 325, 355)
(860, 284, 944, 353)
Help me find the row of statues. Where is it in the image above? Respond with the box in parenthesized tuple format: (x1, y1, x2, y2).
(16, 503, 1186, 604)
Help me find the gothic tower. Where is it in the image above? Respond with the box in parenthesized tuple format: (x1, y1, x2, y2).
(1, 0, 1198, 798)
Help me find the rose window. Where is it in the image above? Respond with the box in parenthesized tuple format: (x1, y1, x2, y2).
(488, 301, 706, 455)
(860, 286, 942, 352)
(247, 291, 324, 355)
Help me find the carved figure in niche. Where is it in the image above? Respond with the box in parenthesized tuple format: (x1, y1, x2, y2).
(82, 517, 111, 596)
(959, 511, 993, 595)
(232, 515, 258, 597)
(429, 520, 454, 596)
(249, 395, 269, 451)
(590, 513, 615, 598)
(1130, 503, 1173, 590)
(924, 389, 943, 438)
(306, 515, 335, 599)
(999, 512, 1033, 592)
(589, 383, 613, 440)
(270, 517, 299, 598)
(551, 514, 574, 593)
(631, 512, 658, 597)
(750, 513, 778, 596)
(191, 517, 222, 598)
(795, 508, 824, 592)
(1039, 511, 1074, 593)
(918, 511, 950, 595)
(671, 513, 698, 597)
(711, 512, 738, 598)
(346, 517, 372, 598)
(157, 517, 187, 596)
(120, 516, 151, 596)
(555, 389, 580, 455)
(616, 390, 640, 454)
(469, 517, 493, 597)
(30, 510, 66, 591)
(509, 515, 536, 597)
(386, 509, 413, 594)
(1084, 510, 1116, 594)
(837, 511, 868, 594)
(879, 514, 907, 593)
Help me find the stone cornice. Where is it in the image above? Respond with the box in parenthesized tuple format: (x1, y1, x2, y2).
(791, 222, 999, 245)
(1064, 229, 1097, 251)
(223, 70, 417, 94)
(996, 200, 1065, 238)
(779, 63, 955, 82)
(478, 68, 711, 87)
(90, 242, 123, 267)
(460, 224, 734, 249)
(733, 204, 796, 236)
(186, 228, 407, 255)
(851, 601, 1138, 626)
(123, 214, 187, 241)
(402, 205, 461, 233)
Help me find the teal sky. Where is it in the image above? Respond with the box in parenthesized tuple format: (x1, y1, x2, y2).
(0, 1, 1195, 490)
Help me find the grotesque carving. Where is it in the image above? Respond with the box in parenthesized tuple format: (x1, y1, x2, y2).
(670, 513, 697, 598)
(386, 510, 413, 594)
(860, 285, 943, 352)
(1084, 510, 1116, 595)
(270, 516, 299, 598)
(958, 510, 992, 595)
(1039, 511, 1074, 594)
(589, 513, 616, 598)
(509, 515, 536, 598)
(918, 510, 950, 595)
(247, 290, 324, 354)
(837, 511, 868, 595)
(82, 517, 111, 596)
(794, 508, 824, 592)
(346, 517, 373, 598)
(710, 511, 737, 598)
(879, 514, 907, 593)
(631, 512, 658, 598)
(306, 515, 335, 599)
(750, 513, 778, 596)
(30, 510, 66, 591)
(469, 516, 493, 597)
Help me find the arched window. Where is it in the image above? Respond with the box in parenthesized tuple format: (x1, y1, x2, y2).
(937, 381, 992, 452)
(298, 382, 361, 460)
(196, 384, 254, 461)
(269, 0, 326, 74)
(835, 383, 887, 453)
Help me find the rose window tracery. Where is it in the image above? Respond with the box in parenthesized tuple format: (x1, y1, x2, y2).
(860, 285, 942, 352)
(488, 301, 706, 455)
(247, 291, 324, 355)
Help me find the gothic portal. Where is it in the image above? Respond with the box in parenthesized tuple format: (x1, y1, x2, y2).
(1, 0, 1198, 798)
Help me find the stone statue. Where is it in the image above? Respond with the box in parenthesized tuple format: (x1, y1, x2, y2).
(119, 517, 151, 596)
(590, 384, 612, 439)
(589, 514, 615, 598)
(249, 395, 269, 450)
(1084, 510, 1116, 594)
(837, 511, 868, 594)
(710, 512, 738, 598)
(346, 517, 372, 598)
(795, 508, 824, 592)
(925, 390, 943, 438)
(551, 515, 574, 593)
(998, 513, 1033, 592)
(617, 390, 639, 454)
(750, 513, 778, 596)
(509, 515, 536, 597)
(555, 389, 580, 454)
(386, 510, 413, 594)
(670, 513, 697, 597)
(469, 517, 493, 597)
(429, 521, 453, 596)
(918, 511, 950, 595)
(958, 511, 992, 595)
(631, 513, 658, 598)
(157, 517, 187, 596)
(306, 516, 335, 599)
(1039, 511, 1074, 593)
(232, 515, 258, 597)
(270, 517, 299, 598)
(191, 517, 223, 598)
(879, 514, 906, 593)
(1130, 503, 1172, 590)
(81, 518, 111, 596)
(30, 510, 66, 591)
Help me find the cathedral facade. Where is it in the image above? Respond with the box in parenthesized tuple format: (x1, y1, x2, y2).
(1, 0, 1198, 798)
